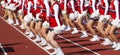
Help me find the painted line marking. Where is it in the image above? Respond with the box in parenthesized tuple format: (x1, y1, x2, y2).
(58, 35, 101, 55)
(0, 16, 51, 55)
(0, 43, 8, 55)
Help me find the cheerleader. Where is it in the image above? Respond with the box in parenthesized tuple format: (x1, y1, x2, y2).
(18, 0, 25, 29)
(37, 0, 51, 46)
(76, 0, 88, 38)
(60, 0, 71, 31)
(46, 0, 64, 55)
(87, 0, 100, 41)
(104, 0, 120, 50)
(97, 0, 112, 45)
(28, 0, 42, 42)
(23, 0, 35, 38)
(67, 0, 79, 34)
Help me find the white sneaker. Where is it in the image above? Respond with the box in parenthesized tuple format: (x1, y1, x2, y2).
(65, 26, 71, 31)
(28, 32, 34, 38)
(114, 43, 120, 50)
(20, 23, 25, 29)
(112, 42, 117, 48)
(33, 35, 41, 42)
(101, 41, 106, 45)
(101, 38, 108, 45)
(44, 44, 53, 50)
(25, 31, 29, 35)
(102, 38, 112, 46)
(90, 35, 100, 41)
(71, 28, 78, 34)
(7, 18, 14, 25)
(39, 38, 47, 46)
(50, 49, 57, 55)
(14, 20, 19, 26)
(80, 34, 88, 38)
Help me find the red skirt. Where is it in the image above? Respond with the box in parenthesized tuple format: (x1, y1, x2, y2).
(40, 12, 46, 21)
(49, 17, 62, 27)
(108, 11, 116, 20)
(88, 6, 93, 15)
(98, 5, 105, 15)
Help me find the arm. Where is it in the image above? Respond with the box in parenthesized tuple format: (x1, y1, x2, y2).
(92, 0, 96, 12)
(104, 0, 109, 15)
(64, 0, 67, 10)
(70, 0, 75, 12)
(114, 0, 119, 20)
(53, 4, 61, 26)
(27, 1, 32, 14)
(34, 0, 37, 10)
(22, 0, 24, 10)
(15, 0, 22, 8)
(44, 0, 50, 17)
(80, 0, 84, 13)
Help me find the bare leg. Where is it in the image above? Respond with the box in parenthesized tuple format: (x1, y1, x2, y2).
(87, 20, 100, 41)
(109, 26, 119, 42)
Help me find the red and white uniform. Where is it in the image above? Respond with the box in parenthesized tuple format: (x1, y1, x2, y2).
(67, 0, 75, 14)
(6, 0, 12, 4)
(33, 0, 41, 17)
(34, 0, 50, 21)
(4, 0, 8, 3)
(59, 0, 64, 10)
(60, 0, 67, 11)
(98, 0, 109, 15)
(109, 0, 117, 20)
(110, 0, 120, 28)
(24, 0, 34, 16)
(39, 0, 48, 21)
(49, 2, 62, 27)
(88, 0, 98, 15)
(76, 0, 87, 13)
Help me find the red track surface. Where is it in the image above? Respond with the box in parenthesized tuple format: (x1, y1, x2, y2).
(0, 8, 120, 55)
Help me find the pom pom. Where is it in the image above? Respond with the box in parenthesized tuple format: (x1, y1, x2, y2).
(8, 4, 16, 11)
(111, 20, 120, 28)
(90, 10, 100, 19)
(24, 14, 33, 23)
(18, 9, 23, 15)
(54, 26, 64, 34)
(104, 15, 111, 21)
(82, 10, 87, 16)
(69, 13, 76, 20)
(42, 21, 50, 28)
(1, 1, 5, 5)
(62, 10, 67, 15)
(78, 14, 83, 19)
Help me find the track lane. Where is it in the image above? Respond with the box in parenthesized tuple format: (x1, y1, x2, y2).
(0, 17, 49, 55)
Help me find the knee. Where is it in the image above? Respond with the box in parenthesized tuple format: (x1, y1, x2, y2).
(97, 28, 100, 32)
(46, 37, 49, 42)
(97, 27, 101, 32)
(35, 28, 39, 32)
(87, 24, 91, 29)
(109, 31, 113, 35)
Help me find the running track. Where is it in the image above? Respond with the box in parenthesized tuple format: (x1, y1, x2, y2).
(0, 8, 120, 55)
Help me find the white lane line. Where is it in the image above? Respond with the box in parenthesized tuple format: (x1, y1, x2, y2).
(0, 16, 51, 55)
(0, 43, 8, 55)
(58, 35, 101, 55)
